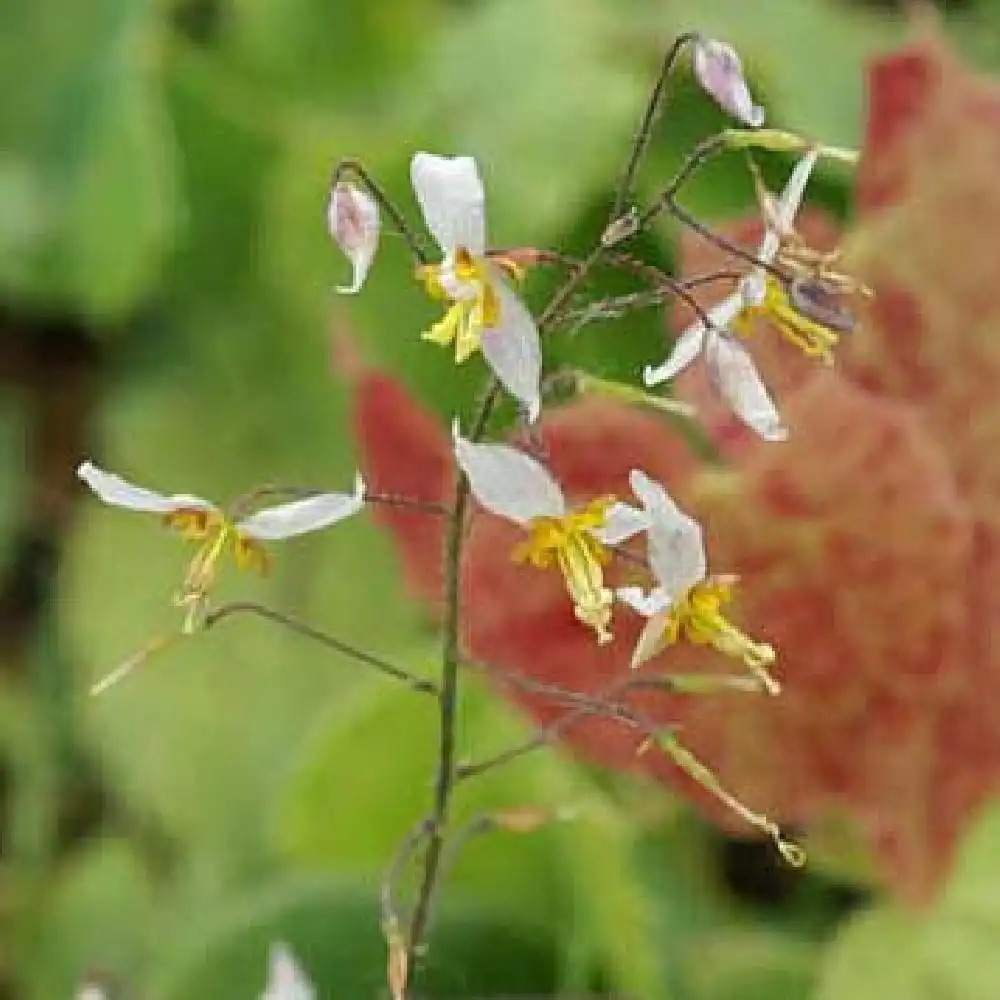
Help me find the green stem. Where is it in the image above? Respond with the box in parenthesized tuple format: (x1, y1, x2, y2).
(403, 380, 500, 987)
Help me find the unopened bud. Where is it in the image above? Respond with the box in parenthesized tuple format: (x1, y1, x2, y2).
(600, 206, 640, 247)
(787, 277, 857, 334)
(327, 181, 380, 295)
(692, 38, 765, 128)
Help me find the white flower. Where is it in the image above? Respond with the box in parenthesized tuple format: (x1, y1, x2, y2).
(77, 461, 365, 540)
(328, 181, 380, 295)
(260, 942, 316, 1000)
(413, 152, 542, 421)
(454, 425, 647, 642)
(77, 460, 365, 629)
(692, 37, 765, 128)
(617, 470, 775, 684)
(643, 150, 821, 441)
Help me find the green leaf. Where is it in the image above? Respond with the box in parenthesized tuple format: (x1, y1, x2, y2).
(154, 875, 559, 999)
(814, 798, 1000, 999)
(223, 0, 436, 107)
(0, 0, 178, 319)
(18, 839, 158, 999)
(408, 0, 647, 241)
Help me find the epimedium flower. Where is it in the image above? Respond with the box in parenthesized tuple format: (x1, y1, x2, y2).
(616, 469, 779, 693)
(644, 149, 832, 441)
(692, 36, 765, 128)
(328, 180, 380, 295)
(412, 152, 542, 421)
(453, 426, 648, 643)
(77, 460, 365, 631)
(260, 942, 316, 1000)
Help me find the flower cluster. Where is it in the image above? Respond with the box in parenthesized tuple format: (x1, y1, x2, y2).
(75, 26, 883, 1000)
(329, 39, 865, 698)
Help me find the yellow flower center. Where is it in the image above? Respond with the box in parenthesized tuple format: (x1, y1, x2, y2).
(732, 274, 839, 364)
(163, 507, 270, 630)
(510, 496, 616, 644)
(418, 247, 500, 364)
(658, 577, 779, 693)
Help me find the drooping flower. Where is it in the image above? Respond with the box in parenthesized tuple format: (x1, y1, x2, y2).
(412, 152, 542, 420)
(78, 461, 365, 630)
(644, 150, 830, 440)
(260, 942, 316, 1000)
(617, 470, 778, 692)
(692, 37, 765, 128)
(328, 181, 380, 295)
(453, 427, 648, 643)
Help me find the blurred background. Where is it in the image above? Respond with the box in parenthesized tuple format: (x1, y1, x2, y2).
(2, 0, 999, 997)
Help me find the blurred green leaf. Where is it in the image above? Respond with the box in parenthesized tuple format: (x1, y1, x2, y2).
(408, 0, 647, 240)
(154, 875, 559, 999)
(223, 0, 437, 107)
(0, 0, 178, 319)
(815, 798, 1000, 999)
(19, 839, 157, 999)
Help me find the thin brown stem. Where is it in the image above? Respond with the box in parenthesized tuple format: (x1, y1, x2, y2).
(611, 32, 700, 221)
(203, 601, 438, 695)
(403, 380, 500, 989)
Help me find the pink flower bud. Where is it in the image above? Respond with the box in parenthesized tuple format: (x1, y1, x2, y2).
(327, 181, 380, 295)
(692, 37, 765, 128)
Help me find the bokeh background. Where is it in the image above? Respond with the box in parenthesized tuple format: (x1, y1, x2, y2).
(3, 0, 1000, 997)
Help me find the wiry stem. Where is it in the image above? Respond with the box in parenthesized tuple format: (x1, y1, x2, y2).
(203, 601, 438, 695)
(403, 379, 500, 990)
(610, 31, 700, 222)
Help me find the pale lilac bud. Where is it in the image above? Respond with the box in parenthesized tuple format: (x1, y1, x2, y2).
(692, 38, 765, 128)
(327, 181, 380, 295)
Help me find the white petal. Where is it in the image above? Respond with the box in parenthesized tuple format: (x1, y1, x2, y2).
(76, 987, 108, 1000)
(480, 271, 542, 421)
(260, 942, 316, 1000)
(692, 38, 765, 128)
(616, 584, 671, 617)
(410, 152, 486, 255)
(758, 148, 820, 264)
(643, 292, 742, 386)
(631, 607, 673, 670)
(629, 469, 706, 597)
(594, 502, 649, 545)
(77, 461, 214, 515)
(238, 473, 365, 540)
(705, 334, 788, 442)
(328, 182, 380, 295)
(453, 427, 564, 525)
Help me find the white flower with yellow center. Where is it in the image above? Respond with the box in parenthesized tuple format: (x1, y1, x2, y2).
(413, 152, 542, 421)
(643, 150, 824, 441)
(260, 942, 316, 1000)
(454, 428, 649, 643)
(617, 470, 777, 692)
(78, 461, 365, 631)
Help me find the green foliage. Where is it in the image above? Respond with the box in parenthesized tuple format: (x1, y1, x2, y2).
(815, 802, 1000, 999)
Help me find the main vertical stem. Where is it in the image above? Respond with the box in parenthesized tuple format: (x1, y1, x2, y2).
(403, 386, 500, 989)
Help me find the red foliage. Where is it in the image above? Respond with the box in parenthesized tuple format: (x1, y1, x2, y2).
(351, 27, 1000, 904)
